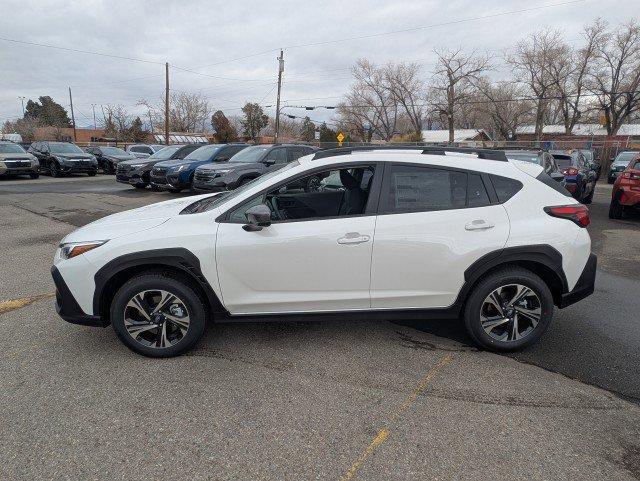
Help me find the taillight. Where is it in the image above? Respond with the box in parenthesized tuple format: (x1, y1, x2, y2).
(621, 172, 640, 180)
(544, 205, 590, 227)
(562, 167, 579, 176)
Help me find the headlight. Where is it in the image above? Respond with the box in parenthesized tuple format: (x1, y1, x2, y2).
(130, 163, 148, 169)
(214, 169, 234, 175)
(58, 240, 108, 260)
(174, 164, 189, 172)
(56, 156, 68, 163)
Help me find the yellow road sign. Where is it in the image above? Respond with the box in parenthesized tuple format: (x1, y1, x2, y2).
(337, 132, 345, 143)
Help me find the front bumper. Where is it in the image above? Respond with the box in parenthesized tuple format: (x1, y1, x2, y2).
(559, 253, 597, 308)
(59, 163, 98, 173)
(52, 266, 107, 327)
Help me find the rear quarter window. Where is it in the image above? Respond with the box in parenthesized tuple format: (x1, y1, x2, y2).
(490, 175, 523, 203)
(536, 172, 571, 197)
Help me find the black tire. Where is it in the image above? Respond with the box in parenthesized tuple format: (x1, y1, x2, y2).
(463, 267, 554, 352)
(583, 187, 594, 204)
(609, 196, 624, 219)
(133, 183, 148, 189)
(607, 178, 614, 184)
(29, 172, 39, 179)
(50, 162, 61, 177)
(110, 271, 207, 357)
(87, 171, 97, 177)
(168, 187, 183, 193)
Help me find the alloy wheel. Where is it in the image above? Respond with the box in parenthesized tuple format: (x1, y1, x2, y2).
(479, 284, 542, 342)
(123, 289, 190, 349)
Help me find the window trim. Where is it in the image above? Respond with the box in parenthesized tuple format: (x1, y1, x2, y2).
(216, 161, 383, 224)
(377, 162, 496, 216)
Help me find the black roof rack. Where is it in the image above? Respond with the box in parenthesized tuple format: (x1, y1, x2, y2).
(312, 145, 508, 162)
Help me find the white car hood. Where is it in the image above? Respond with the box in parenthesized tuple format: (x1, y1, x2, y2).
(61, 194, 216, 244)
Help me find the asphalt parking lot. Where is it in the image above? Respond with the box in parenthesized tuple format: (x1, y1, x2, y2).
(1, 175, 639, 480)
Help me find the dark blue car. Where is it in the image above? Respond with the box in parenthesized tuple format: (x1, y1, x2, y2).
(550, 150, 596, 204)
(150, 143, 248, 192)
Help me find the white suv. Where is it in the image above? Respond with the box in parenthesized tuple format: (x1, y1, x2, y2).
(52, 147, 596, 357)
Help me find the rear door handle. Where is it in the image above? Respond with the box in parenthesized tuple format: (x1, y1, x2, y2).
(465, 220, 495, 231)
(337, 232, 371, 245)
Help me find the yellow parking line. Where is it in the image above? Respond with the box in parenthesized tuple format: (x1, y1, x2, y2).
(339, 353, 454, 481)
(0, 293, 55, 315)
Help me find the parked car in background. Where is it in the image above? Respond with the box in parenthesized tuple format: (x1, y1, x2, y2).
(150, 143, 248, 192)
(609, 155, 640, 219)
(0, 141, 39, 178)
(504, 150, 566, 186)
(578, 149, 600, 179)
(126, 144, 166, 159)
(608, 151, 639, 184)
(116, 144, 202, 189)
(52, 147, 596, 357)
(192, 144, 317, 193)
(29, 141, 98, 177)
(550, 150, 595, 204)
(85, 146, 135, 174)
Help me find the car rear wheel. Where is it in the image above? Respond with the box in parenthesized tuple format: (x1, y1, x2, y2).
(463, 267, 553, 352)
(609, 196, 624, 219)
(110, 272, 207, 357)
(50, 162, 61, 177)
(583, 187, 594, 204)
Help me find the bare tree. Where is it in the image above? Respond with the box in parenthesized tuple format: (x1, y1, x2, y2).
(139, 91, 211, 133)
(1, 117, 40, 142)
(385, 62, 427, 139)
(475, 79, 534, 140)
(507, 30, 567, 140)
(430, 48, 490, 142)
(101, 104, 132, 141)
(548, 20, 605, 134)
(589, 19, 640, 135)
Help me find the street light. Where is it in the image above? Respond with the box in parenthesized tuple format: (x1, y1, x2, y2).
(17, 96, 26, 116)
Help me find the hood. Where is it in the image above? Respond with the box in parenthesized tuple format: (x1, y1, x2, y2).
(154, 158, 198, 169)
(61, 194, 215, 244)
(55, 153, 94, 160)
(105, 154, 135, 161)
(197, 162, 254, 172)
(0, 153, 34, 160)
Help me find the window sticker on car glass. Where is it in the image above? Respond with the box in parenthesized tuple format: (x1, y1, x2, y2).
(393, 170, 452, 209)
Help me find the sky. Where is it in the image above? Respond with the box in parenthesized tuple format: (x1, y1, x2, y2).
(0, 0, 636, 130)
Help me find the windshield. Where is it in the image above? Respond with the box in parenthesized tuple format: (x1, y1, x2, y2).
(182, 161, 300, 214)
(49, 143, 83, 154)
(148, 145, 181, 160)
(506, 152, 541, 164)
(229, 145, 271, 163)
(184, 144, 222, 161)
(101, 147, 128, 156)
(553, 155, 573, 168)
(0, 143, 26, 154)
(615, 152, 638, 163)
(581, 151, 593, 161)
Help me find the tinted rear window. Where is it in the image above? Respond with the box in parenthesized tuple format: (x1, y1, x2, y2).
(490, 175, 523, 203)
(553, 155, 573, 168)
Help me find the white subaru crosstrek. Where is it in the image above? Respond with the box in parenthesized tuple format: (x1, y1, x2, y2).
(52, 147, 596, 357)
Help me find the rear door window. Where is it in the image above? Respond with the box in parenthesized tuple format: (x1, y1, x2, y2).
(380, 165, 468, 214)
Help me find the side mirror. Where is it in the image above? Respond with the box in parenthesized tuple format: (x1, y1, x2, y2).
(263, 158, 276, 166)
(243, 204, 272, 232)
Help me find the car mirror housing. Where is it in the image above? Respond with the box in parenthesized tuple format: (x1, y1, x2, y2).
(263, 158, 276, 166)
(243, 204, 272, 232)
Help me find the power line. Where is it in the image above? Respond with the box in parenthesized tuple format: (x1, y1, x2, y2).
(0, 36, 165, 65)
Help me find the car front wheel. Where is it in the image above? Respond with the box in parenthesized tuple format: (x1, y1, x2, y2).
(110, 272, 207, 357)
(463, 267, 553, 352)
(609, 196, 624, 219)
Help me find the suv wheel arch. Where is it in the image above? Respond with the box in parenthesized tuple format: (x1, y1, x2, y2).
(93, 248, 226, 324)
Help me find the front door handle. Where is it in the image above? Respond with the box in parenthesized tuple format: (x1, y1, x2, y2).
(337, 232, 371, 245)
(465, 220, 495, 231)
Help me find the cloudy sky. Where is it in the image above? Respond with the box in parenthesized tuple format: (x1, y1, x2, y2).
(0, 0, 636, 129)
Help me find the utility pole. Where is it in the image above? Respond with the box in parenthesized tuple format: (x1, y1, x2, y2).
(165, 62, 170, 145)
(17, 96, 25, 116)
(91, 104, 97, 129)
(68, 87, 77, 142)
(274, 50, 284, 143)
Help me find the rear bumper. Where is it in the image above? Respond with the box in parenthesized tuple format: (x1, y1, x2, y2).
(559, 253, 597, 308)
(51, 266, 107, 327)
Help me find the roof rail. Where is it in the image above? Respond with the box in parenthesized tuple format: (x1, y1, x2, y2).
(312, 145, 508, 162)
